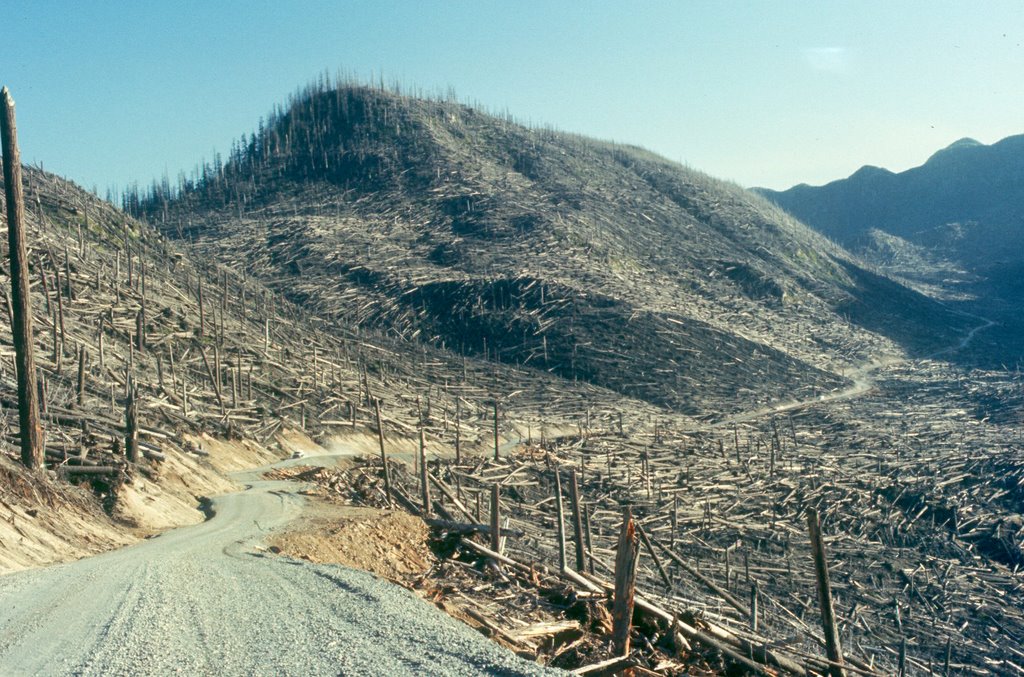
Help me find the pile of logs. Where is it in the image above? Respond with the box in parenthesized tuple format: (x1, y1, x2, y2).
(318, 376, 1024, 676)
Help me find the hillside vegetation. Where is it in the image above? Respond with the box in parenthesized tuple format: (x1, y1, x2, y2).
(133, 81, 974, 417)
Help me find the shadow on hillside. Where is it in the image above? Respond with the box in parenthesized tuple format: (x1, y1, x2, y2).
(954, 313, 1024, 371)
(833, 261, 982, 365)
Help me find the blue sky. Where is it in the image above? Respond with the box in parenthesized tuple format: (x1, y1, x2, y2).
(4, 1, 1023, 194)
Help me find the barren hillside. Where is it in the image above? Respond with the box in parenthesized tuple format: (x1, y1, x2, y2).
(4, 82, 1024, 676)
(1, 165, 594, 566)
(134, 82, 976, 418)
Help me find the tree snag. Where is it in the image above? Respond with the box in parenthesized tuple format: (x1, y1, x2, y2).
(612, 506, 640, 657)
(807, 507, 846, 677)
(1, 87, 44, 469)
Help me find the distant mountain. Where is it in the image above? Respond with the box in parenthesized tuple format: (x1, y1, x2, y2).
(132, 81, 975, 416)
(757, 134, 1024, 310)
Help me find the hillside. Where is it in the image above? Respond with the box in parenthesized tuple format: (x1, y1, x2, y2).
(133, 82, 975, 418)
(758, 135, 1024, 255)
(5, 83, 1024, 676)
(1, 165, 578, 568)
(757, 134, 1024, 363)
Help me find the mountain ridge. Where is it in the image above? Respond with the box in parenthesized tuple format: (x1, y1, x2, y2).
(757, 132, 1024, 244)
(756, 132, 1024, 364)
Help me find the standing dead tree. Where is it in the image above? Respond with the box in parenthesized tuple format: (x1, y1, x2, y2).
(808, 507, 846, 677)
(612, 506, 640, 657)
(1, 87, 44, 469)
(125, 377, 139, 464)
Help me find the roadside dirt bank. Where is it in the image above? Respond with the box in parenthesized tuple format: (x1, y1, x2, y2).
(0, 431, 288, 574)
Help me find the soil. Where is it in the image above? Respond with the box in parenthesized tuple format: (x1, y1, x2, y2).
(269, 503, 435, 586)
(0, 456, 134, 573)
(0, 431, 286, 574)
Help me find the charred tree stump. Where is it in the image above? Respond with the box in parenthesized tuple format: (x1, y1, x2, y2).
(125, 378, 139, 464)
(135, 308, 145, 353)
(76, 345, 87, 406)
(490, 484, 501, 554)
(63, 243, 73, 301)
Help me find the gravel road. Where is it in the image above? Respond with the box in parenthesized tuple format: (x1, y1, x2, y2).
(0, 457, 558, 676)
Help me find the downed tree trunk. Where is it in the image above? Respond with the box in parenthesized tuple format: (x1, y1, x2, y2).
(63, 466, 122, 476)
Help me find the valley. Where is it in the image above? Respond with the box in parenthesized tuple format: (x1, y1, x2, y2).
(1, 81, 1022, 676)
(758, 135, 1024, 372)
(266, 306, 1021, 674)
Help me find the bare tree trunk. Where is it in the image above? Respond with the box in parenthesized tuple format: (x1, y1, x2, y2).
(125, 378, 139, 463)
(76, 345, 87, 406)
(554, 468, 567, 571)
(63, 243, 73, 300)
(568, 468, 587, 572)
(137, 258, 146, 352)
(490, 484, 501, 554)
(374, 399, 392, 505)
(454, 398, 461, 464)
(612, 506, 640, 657)
(135, 308, 145, 353)
(807, 507, 846, 677)
(492, 400, 499, 461)
(419, 427, 430, 517)
(197, 277, 205, 338)
(1, 88, 44, 469)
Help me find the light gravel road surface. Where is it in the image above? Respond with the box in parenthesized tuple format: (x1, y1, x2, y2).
(0, 456, 558, 676)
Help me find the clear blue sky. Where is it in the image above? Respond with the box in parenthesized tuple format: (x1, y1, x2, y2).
(4, 1, 1023, 195)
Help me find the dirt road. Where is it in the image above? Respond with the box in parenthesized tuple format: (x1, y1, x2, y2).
(700, 312, 995, 430)
(0, 454, 554, 676)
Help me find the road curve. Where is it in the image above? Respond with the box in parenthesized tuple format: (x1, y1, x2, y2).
(699, 312, 996, 431)
(0, 460, 555, 676)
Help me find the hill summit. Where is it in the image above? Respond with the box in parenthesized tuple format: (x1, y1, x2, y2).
(132, 80, 972, 417)
(926, 136, 982, 163)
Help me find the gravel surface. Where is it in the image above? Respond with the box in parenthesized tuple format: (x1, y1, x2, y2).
(0, 464, 559, 676)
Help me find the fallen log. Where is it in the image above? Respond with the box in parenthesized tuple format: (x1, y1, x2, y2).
(424, 519, 524, 537)
(560, 567, 783, 676)
(571, 655, 641, 676)
(143, 449, 166, 462)
(63, 465, 121, 475)
(648, 530, 750, 617)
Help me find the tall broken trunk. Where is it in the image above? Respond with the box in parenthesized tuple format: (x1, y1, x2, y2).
(807, 507, 846, 677)
(1, 87, 44, 469)
(374, 399, 393, 505)
(612, 506, 640, 657)
(125, 377, 139, 463)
